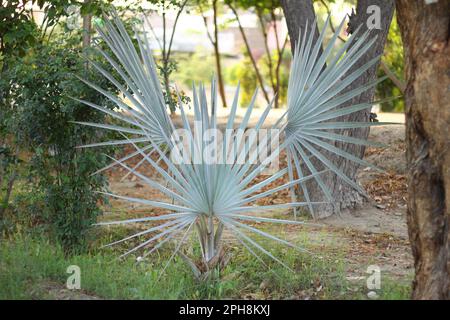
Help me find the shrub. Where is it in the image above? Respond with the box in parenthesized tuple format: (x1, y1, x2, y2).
(4, 39, 117, 253)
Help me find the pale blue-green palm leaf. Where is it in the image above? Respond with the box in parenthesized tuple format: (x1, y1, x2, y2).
(74, 11, 173, 176)
(280, 16, 399, 217)
(93, 80, 326, 268)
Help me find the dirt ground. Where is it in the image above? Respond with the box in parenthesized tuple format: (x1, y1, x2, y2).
(29, 281, 101, 300)
(102, 113, 413, 291)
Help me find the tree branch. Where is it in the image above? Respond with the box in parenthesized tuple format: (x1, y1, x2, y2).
(228, 2, 270, 103)
(166, 0, 188, 61)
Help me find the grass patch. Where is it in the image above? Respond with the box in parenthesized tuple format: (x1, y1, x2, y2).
(0, 229, 411, 300)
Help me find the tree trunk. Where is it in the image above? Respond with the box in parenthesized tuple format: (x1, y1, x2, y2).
(280, 0, 321, 51)
(396, 0, 450, 300)
(212, 0, 228, 108)
(228, 3, 271, 104)
(0, 172, 17, 218)
(82, 0, 92, 49)
(281, 0, 394, 217)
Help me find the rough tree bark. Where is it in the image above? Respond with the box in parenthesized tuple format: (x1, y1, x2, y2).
(281, 0, 394, 217)
(396, 0, 450, 300)
(280, 0, 321, 49)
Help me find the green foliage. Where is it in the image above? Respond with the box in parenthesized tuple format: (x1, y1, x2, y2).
(226, 52, 258, 106)
(0, 0, 39, 58)
(0, 1, 93, 224)
(226, 48, 291, 108)
(0, 1, 37, 224)
(0, 0, 85, 59)
(376, 15, 404, 112)
(226, 0, 281, 12)
(173, 52, 216, 87)
(260, 49, 291, 107)
(2, 39, 117, 253)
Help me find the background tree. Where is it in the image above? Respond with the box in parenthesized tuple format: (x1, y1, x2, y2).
(280, 0, 321, 51)
(227, 0, 288, 108)
(315, 0, 405, 112)
(281, 0, 395, 217)
(396, 0, 449, 300)
(82, 0, 92, 47)
(198, 0, 228, 107)
(227, 0, 270, 104)
(143, 0, 189, 114)
(255, 0, 288, 109)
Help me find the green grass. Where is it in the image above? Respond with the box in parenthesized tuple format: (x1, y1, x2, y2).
(0, 229, 412, 300)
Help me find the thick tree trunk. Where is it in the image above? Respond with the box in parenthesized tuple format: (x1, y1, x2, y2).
(281, 0, 394, 217)
(396, 0, 450, 300)
(280, 0, 320, 51)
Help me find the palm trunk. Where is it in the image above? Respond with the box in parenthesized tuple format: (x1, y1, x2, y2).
(185, 216, 226, 280)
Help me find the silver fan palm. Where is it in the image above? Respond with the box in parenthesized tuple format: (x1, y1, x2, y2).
(76, 12, 394, 273)
(278, 16, 397, 217)
(95, 79, 325, 274)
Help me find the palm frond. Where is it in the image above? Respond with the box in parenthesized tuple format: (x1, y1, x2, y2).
(75, 12, 398, 272)
(93, 79, 323, 267)
(75, 11, 173, 173)
(279, 16, 400, 217)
